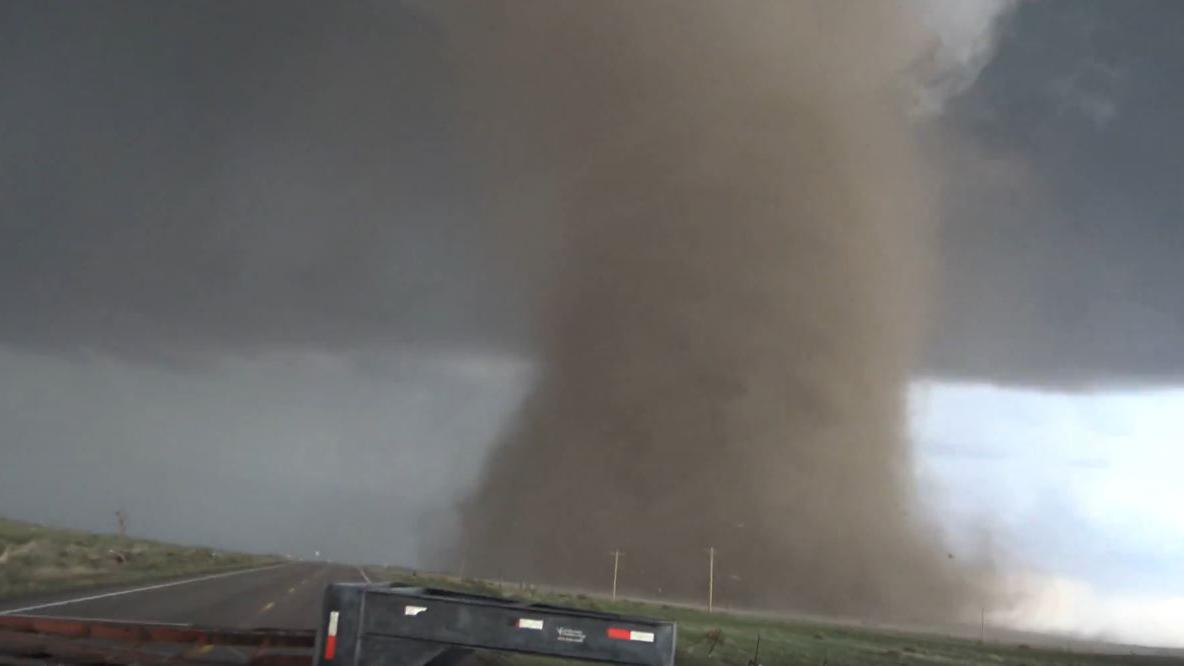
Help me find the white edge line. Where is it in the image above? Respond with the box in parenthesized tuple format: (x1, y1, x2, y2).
(4, 614, 192, 627)
(357, 567, 372, 583)
(0, 563, 289, 615)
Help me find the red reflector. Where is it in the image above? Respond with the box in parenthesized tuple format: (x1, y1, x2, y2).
(324, 611, 340, 660)
(606, 627, 631, 640)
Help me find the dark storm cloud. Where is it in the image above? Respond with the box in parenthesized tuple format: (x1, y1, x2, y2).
(0, 347, 529, 563)
(0, 0, 542, 574)
(0, 1, 524, 361)
(2, 1, 1182, 387)
(930, 0, 1184, 386)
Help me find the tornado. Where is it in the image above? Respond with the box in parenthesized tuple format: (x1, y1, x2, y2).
(432, 1, 985, 620)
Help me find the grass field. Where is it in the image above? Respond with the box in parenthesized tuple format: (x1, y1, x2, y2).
(361, 567, 1184, 666)
(0, 516, 279, 600)
(2, 519, 1178, 665)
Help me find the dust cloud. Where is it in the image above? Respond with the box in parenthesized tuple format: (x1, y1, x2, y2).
(432, 1, 991, 620)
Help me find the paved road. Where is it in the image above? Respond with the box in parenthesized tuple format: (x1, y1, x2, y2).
(0, 563, 370, 630)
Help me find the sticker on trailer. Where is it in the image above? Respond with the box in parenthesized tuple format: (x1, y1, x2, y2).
(404, 605, 428, 616)
(324, 611, 340, 660)
(606, 627, 656, 643)
(556, 627, 586, 643)
(517, 618, 544, 630)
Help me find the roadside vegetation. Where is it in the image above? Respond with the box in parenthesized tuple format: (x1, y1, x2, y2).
(360, 566, 1184, 666)
(0, 516, 279, 600)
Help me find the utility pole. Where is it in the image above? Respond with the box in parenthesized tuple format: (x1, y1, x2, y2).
(707, 546, 715, 613)
(611, 550, 622, 601)
(115, 509, 127, 537)
(979, 606, 985, 644)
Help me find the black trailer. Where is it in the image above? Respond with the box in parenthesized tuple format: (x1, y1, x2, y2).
(315, 584, 676, 666)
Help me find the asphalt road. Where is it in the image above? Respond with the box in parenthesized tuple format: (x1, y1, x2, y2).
(0, 563, 369, 630)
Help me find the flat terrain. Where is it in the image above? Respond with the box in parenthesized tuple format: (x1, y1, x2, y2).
(365, 567, 1184, 666)
(0, 517, 278, 600)
(2, 520, 1181, 665)
(0, 561, 364, 630)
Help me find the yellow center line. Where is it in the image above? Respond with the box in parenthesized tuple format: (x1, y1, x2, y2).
(196, 645, 214, 655)
(288, 587, 295, 594)
(260, 601, 276, 613)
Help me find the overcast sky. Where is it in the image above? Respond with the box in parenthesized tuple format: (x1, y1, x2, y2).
(2, 0, 1182, 647)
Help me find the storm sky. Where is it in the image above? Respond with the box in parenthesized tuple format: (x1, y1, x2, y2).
(1, 0, 1182, 643)
(932, 0, 1184, 385)
(3, 1, 1181, 375)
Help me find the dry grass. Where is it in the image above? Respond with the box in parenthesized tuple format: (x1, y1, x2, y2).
(361, 567, 1184, 666)
(0, 516, 279, 600)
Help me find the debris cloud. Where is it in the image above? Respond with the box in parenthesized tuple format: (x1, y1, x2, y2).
(435, 1, 989, 619)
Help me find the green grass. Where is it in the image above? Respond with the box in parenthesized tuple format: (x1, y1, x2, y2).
(4, 521, 1176, 665)
(0, 516, 280, 600)
(361, 567, 1184, 666)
